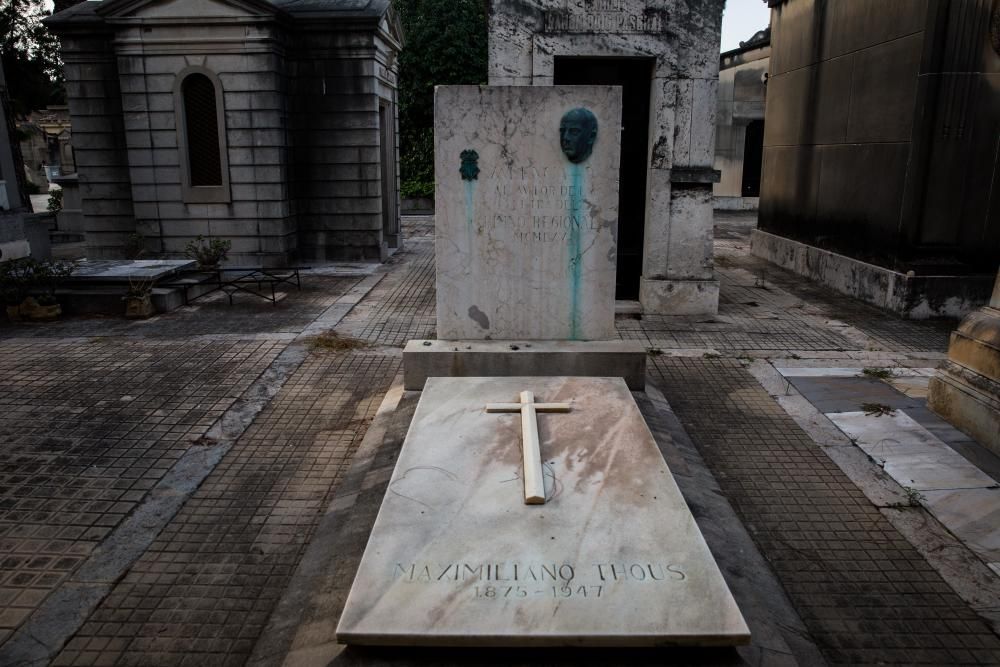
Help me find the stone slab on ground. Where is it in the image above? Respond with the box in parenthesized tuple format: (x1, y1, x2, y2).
(921, 488, 1000, 567)
(826, 410, 997, 491)
(434, 85, 622, 341)
(402, 339, 646, 390)
(336, 376, 749, 647)
(67, 259, 197, 282)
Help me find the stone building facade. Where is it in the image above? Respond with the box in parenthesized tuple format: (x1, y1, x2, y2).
(489, 0, 726, 315)
(752, 0, 999, 318)
(48, 0, 403, 265)
(714, 28, 769, 211)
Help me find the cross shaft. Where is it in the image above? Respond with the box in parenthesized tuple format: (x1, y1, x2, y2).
(486, 391, 571, 504)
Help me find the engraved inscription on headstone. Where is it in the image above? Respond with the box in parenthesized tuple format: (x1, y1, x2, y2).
(434, 86, 622, 341)
(542, 0, 668, 34)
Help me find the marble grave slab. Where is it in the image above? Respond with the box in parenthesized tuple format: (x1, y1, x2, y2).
(434, 86, 622, 341)
(67, 259, 197, 282)
(336, 376, 750, 647)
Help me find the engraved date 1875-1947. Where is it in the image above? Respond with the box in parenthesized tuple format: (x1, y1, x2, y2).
(475, 584, 604, 599)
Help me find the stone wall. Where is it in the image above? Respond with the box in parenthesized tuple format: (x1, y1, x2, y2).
(759, 0, 999, 275)
(113, 22, 295, 266)
(289, 24, 396, 262)
(488, 0, 725, 315)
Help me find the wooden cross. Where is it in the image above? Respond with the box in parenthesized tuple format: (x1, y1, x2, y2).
(486, 391, 572, 505)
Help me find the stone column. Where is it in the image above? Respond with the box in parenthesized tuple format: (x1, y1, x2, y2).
(928, 271, 1000, 454)
(639, 74, 720, 316)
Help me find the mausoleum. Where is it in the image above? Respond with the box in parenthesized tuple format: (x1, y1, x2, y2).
(753, 0, 999, 318)
(47, 0, 403, 265)
(714, 28, 769, 211)
(489, 0, 727, 315)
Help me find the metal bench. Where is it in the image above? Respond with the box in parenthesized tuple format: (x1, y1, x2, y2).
(163, 266, 309, 306)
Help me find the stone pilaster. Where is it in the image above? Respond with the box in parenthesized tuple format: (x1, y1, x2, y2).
(53, 25, 137, 259)
(928, 272, 1000, 454)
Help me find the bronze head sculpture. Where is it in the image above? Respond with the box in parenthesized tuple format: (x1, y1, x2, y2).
(559, 108, 598, 164)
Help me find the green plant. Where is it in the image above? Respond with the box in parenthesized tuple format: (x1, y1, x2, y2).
(0, 257, 73, 306)
(126, 276, 154, 298)
(0, 258, 35, 305)
(184, 235, 231, 268)
(308, 331, 371, 352)
(862, 367, 895, 380)
(1, 0, 66, 116)
(46, 187, 62, 213)
(33, 259, 74, 304)
(395, 0, 487, 199)
(647, 347, 663, 356)
(861, 402, 895, 417)
(902, 486, 926, 506)
(401, 178, 434, 200)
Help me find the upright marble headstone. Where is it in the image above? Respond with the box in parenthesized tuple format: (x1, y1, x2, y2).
(434, 86, 622, 341)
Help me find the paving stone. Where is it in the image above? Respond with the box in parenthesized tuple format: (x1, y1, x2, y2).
(0, 337, 287, 642)
(649, 356, 1000, 665)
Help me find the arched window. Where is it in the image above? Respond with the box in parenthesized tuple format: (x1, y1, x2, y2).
(174, 67, 230, 203)
(182, 74, 222, 186)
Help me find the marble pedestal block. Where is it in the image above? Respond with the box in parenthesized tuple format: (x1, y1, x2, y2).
(929, 273, 1000, 454)
(402, 339, 647, 390)
(336, 376, 750, 647)
(434, 86, 622, 341)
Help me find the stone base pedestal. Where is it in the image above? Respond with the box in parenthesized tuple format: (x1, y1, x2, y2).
(639, 277, 720, 316)
(751, 229, 994, 319)
(403, 340, 646, 391)
(928, 363, 1000, 456)
(928, 301, 1000, 455)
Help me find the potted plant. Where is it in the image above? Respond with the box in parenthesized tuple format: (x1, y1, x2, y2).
(0, 259, 34, 321)
(123, 277, 156, 319)
(0, 259, 74, 321)
(33, 260, 73, 320)
(184, 235, 232, 271)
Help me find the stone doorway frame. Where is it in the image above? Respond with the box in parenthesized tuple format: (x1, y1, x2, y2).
(517, 34, 720, 315)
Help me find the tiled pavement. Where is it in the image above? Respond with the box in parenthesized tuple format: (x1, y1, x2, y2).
(0, 337, 288, 646)
(651, 357, 1000, 665)
(1, 214, 998, 665)
(51, 350, 401, 667)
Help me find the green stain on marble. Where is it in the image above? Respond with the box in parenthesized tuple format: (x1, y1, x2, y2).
(568, 163, 584, 340)
(464, 179, 476, 231)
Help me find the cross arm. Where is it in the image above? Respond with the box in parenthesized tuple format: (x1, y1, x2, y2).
(485, 403, 572, 413)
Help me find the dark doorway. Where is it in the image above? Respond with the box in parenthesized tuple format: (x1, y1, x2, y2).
(379, 101, 400, 251)
(554, 57, 654, 300)
(741, 120, 764, 198)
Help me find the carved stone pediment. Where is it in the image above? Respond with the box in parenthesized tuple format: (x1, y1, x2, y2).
(96, 0, 280, 21)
